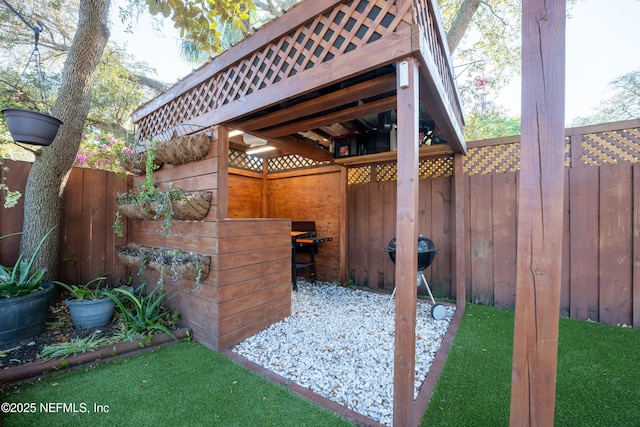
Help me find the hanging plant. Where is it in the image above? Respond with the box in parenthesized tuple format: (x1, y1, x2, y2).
(115, 245, 210, 285)
(113, 140, 211, 237)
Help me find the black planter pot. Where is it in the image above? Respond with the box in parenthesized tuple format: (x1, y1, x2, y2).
(0, 283, 54, 346)
(1, 108, 63, 146)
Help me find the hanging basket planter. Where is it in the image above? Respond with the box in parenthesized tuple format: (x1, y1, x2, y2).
(116, 190, 211, 221)
(120, 149, 163, 175)
(115, 245, 145, 268)
(154, 132, 212, 165)
(170, 190, 212, 220)
(2, 108, 63, 146)
(116, 200, 155, 220)
(116, 245, 211, 283)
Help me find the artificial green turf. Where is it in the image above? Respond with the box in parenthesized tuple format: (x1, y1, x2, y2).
(2, 342, 355, 427)
(4, 306, 640, 426)
(422, 304, 640, 426)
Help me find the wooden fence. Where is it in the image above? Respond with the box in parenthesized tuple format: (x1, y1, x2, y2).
(2, 119, 639, 327)
(0, 162, 129, 285)
(347, 119, 640, 327)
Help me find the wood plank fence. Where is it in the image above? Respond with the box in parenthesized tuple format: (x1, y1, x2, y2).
(0, 162, 129, 284)
(347, 119, 640, 327)
(2, 119, 639, 328)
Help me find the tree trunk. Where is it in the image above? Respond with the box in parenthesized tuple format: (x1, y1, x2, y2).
(20, 0, 111, 280)
(447, 0, 481, 53)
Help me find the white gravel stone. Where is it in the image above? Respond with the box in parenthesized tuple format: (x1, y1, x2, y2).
(232, 281, 455, 426)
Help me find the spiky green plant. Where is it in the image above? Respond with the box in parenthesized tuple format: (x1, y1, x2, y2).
(104, 283, 175, 337)
(0, 226, 56, 297)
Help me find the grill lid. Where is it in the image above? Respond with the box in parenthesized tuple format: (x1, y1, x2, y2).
(384, 235, 437, 271)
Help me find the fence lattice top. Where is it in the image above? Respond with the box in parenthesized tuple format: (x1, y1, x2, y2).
(347, 121, 640, 184)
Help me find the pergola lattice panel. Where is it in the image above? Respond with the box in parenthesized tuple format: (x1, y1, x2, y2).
(268, 155, 331, 173)
(229, 149, 264, 172)
(136, 0, 412, 141)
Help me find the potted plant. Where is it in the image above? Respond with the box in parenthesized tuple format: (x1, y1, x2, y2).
(54, 275, 116, 329)
(0, 227, 56, 345)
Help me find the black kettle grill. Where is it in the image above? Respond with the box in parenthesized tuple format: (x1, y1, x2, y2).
(383, 235, 447, 320)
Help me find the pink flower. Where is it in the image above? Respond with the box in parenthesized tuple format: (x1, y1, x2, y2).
(76, 154, 88, 164)
(101, 144, 111, 151)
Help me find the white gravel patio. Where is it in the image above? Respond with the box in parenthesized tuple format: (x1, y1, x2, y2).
(232, 281, 456, 426)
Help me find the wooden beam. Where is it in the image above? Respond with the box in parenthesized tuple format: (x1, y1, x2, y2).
(510, 1, 566, 426)
(453, 153, 465, 308)
(259, 134, 334, 162)
(333, 144, 453, 166)
(393, 56, 419, 427)
(262, 96, 398, 139)
(217, 126, 229, 220)
(231, 73, 397, 132)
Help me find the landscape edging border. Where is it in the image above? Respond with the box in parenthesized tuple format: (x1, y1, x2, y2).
(0, 327, 190, 385)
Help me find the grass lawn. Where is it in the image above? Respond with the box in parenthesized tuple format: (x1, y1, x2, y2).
(423, 304, 640, 426)
(1, 342, 355, 427)
(3, 304, 639, 426)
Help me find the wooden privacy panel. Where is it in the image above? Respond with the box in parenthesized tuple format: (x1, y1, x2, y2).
(348, 176, 452, 294)
(0, 161, 128, 285)
(267, 168, 344, 283)
(346, 120, 640, 327)
(228, 172, 263, 218)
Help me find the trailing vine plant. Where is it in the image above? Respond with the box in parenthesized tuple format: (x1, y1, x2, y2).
(113, 139, 188, 238)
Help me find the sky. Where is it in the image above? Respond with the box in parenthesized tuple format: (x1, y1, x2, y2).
(110, 0, 640, 126)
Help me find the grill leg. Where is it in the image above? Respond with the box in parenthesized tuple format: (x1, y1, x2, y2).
(385, 286, 397, 314)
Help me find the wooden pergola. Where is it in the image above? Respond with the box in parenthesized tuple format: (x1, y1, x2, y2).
(131, 0, 566, 425)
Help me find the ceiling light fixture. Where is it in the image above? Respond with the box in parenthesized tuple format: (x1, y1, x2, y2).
(243, 133, 268, 147)
(246, 145, 276, 155)
(228, 129, 244, 137)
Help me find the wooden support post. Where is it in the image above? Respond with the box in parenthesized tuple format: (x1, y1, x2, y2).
(261, 159, 269, 218)
(393, 56, 419, 427)
(217, 125, 229, 220)
(452, 153, 466, 308)
(510, 1, 566, 426)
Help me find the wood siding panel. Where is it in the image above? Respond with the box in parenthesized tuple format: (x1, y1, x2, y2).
(469, 173, 494, 304)
(419, 179, 433, 286)
(492, 173, 517, 308)
(368, 180, 384, 288)
(268, 170, 343, 282)
(382, 180, 397, 291)
(228, 173, 262, 218)
(0, 160, 29, 266)
(599, 164, 633, 325)
(428, 177, 451, 297)
(217, 292, 290, 337)
(569, 166, 600, 321)
(60, 168, 85, 283)
(634, 164, 640, 328)
(218, 280, 290, 318)
(560, 168, 572, 317)
(81, 169, 108, 280)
